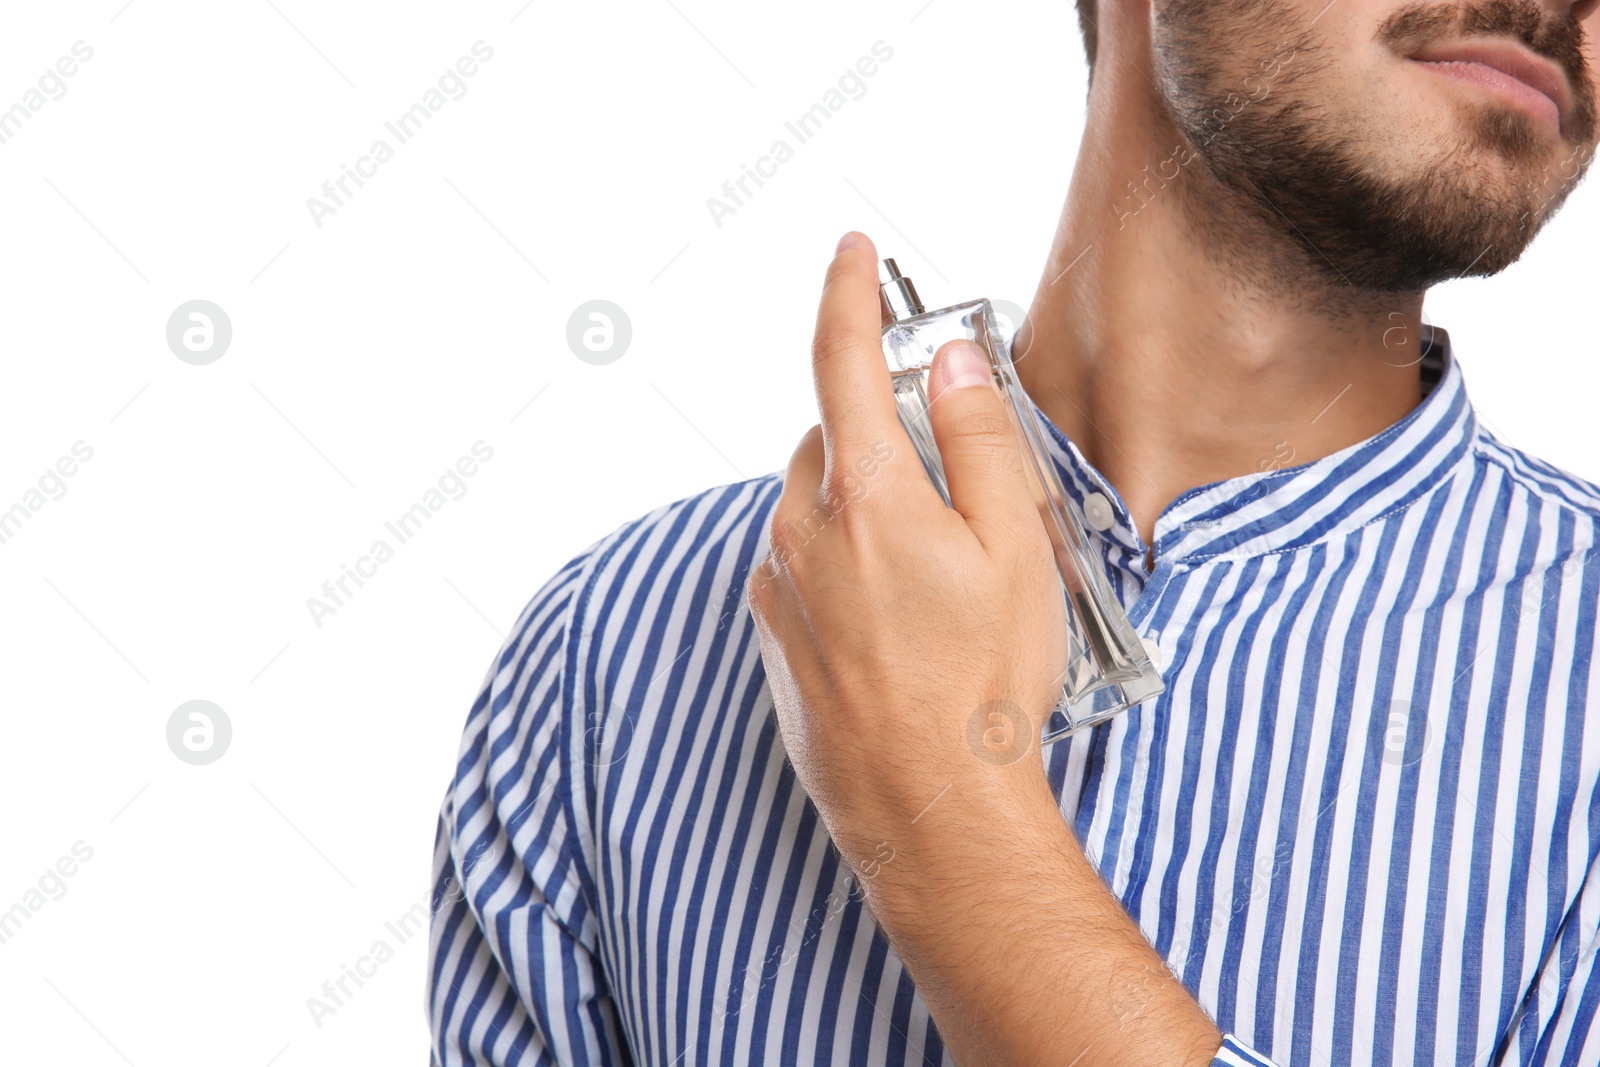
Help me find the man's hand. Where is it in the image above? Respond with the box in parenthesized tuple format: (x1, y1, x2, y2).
(748, 230, 1070, 855)
(747, 231, 1223, 1067)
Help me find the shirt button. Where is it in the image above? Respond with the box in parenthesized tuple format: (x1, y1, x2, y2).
(1084, 491, 1115, 531)
(1141, 633, 1166, 668)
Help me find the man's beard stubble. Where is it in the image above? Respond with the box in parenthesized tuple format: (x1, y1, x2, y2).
(1151, 0, 1596, 294)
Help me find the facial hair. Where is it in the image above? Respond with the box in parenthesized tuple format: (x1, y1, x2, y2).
(1150, 0, 1596, 293)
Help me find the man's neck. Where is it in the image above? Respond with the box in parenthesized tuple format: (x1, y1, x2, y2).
(1012, 105, 1428, 558)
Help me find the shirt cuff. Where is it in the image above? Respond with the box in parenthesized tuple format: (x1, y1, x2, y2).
(1211, 1034, 1279, 1067)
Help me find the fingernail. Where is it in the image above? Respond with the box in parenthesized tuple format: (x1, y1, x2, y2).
(835, 232, 861, 255)
(941, 342, 992, 390)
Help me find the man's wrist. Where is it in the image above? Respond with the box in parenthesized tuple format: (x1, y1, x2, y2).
(850, 771, 1082, 943)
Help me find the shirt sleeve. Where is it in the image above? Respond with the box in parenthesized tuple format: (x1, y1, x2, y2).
(426, 549, 627, 1066)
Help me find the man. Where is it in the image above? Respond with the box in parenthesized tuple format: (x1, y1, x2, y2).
(427, 0, 1600, 1063)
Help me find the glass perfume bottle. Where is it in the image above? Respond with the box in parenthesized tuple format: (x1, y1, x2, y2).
(878, 258, 1165, 743)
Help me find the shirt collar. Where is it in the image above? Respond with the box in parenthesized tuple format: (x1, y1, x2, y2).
(1024, 324, 1478, 567)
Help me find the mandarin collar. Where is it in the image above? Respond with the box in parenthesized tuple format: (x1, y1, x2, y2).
(1023, 324, 1477, 568)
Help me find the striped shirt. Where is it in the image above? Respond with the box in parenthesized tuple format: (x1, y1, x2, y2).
(428, 324, 1600, 1066)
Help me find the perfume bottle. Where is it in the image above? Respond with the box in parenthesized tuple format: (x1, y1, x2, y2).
(878, 258, 1164, 742)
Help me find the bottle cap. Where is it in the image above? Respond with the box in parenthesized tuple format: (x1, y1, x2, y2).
(878, 259, 925, 323)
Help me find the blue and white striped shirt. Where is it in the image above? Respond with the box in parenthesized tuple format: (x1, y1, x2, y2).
(428, 325, 1600, 1066)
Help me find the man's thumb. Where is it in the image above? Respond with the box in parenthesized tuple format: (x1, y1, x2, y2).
(926, 339, 1037, 537)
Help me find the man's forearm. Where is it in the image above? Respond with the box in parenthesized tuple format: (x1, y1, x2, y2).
(849, 779, 1223, 1067)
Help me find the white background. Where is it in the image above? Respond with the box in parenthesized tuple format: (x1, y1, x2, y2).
(0, 1, 1594, 1063)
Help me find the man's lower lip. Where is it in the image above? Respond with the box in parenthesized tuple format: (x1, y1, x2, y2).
(1412, 58, 1562, 132)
